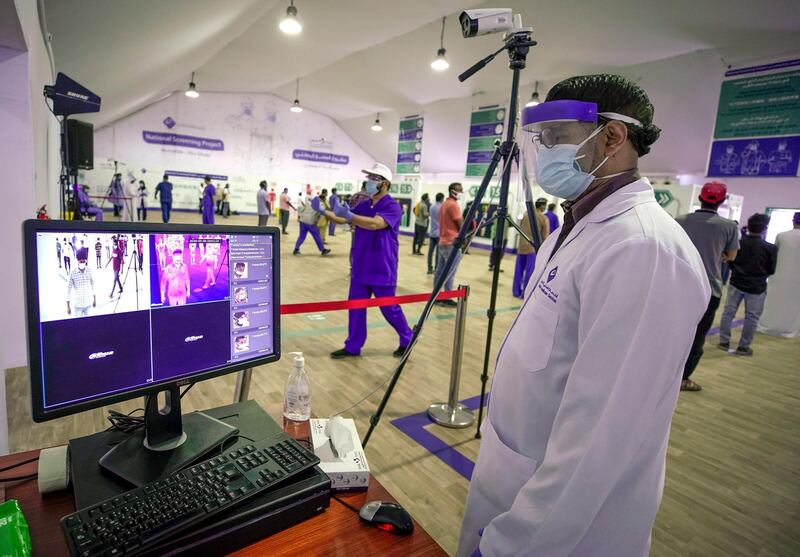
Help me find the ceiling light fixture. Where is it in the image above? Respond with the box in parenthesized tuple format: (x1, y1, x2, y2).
(279, 0, 302, 35)
(371, 113, 383, 132)
(525, 81, 540, 107)
(290, 78, 303, 113)
(185, 72, 199, 98)
(430, 17, 450, 71)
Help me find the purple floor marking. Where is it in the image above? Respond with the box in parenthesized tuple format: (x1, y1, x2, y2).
(391, 394, 485, 481)
(708, 318, 744, 337)
(391, 320, 744, 482)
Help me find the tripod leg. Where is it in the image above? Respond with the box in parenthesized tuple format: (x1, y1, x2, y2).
(361, 145, 504, 448)
(476, 67, 523, 439)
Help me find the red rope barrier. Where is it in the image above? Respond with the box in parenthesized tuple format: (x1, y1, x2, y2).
(280, 288, 468, 315)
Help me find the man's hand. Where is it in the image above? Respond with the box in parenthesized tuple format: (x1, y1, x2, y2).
(311, 197, 326, 215)
(333, 203, 354, 221)
(66, 302, 71, 316)
(93, 296, 97, 308)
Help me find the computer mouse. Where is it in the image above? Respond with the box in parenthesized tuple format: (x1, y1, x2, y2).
(359, 500, 414, 536)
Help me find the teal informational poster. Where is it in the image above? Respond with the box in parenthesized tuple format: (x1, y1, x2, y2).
(396, 115, 423, 175)
(708, 58, 800, 177)
(466, 105, 506, 177)
(389, 176, 419, 232)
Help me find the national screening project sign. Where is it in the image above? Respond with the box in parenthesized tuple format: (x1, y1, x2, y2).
(466, 105, 506, 177)
(396, 115, 423, 175)
(707, 58, 800, 178)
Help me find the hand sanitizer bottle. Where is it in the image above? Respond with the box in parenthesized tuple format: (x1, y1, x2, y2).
(283, 352, 311, 423)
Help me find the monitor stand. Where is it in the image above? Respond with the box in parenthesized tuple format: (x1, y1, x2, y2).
(98, 385, 238, 487)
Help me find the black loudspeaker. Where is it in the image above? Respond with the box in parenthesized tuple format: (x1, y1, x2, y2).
(65, 119, 94, 170)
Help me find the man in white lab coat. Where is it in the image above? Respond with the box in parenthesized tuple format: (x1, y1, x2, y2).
(458, 75, 711, 557)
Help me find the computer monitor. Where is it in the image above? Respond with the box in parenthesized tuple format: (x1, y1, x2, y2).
(23, 220, 280, 485)
(765, 207, 799, 244)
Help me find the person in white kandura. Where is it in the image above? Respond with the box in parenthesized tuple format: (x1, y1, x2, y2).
(758, 211, 800, 337)
(458, 74, 710, 557)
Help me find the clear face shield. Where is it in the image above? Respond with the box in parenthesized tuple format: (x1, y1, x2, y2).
(520, 100, 641, 200)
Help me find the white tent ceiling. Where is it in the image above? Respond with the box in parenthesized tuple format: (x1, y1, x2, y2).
(44, 0, 800, 128)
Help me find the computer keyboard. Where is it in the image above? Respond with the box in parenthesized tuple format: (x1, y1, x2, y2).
(61, 434, 320, 556)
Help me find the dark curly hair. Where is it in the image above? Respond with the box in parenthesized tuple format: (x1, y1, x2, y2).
(546, 74, 661, 156)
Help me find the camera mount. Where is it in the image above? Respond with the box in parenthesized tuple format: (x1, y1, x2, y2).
(362, 17, 541, 446)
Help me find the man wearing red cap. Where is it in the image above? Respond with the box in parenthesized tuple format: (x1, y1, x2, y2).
(675, 181, 739, 391)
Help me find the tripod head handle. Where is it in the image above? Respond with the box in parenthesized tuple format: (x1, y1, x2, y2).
(459, 25, 536, 82)
(458, 44, 506, 82)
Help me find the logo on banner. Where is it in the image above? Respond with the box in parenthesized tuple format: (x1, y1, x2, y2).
(163, 116, 176, 129)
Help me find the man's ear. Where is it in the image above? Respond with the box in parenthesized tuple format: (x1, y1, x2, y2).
(603, 121, 630, 157)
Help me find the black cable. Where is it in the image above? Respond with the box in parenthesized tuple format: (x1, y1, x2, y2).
(106, 407, 145, 433)
(331, 493, 361, 515)
(106, 384, 194, 433)
(179, 383, 195, 398)
(0, 456, 39, 473)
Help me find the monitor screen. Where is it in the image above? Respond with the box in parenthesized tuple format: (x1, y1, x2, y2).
(765, 207, 799, 244)
(24, 222, 280, 421)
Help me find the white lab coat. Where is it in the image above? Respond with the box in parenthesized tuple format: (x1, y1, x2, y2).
(758, 228, 800, 337)
(457, 179, 710, 557)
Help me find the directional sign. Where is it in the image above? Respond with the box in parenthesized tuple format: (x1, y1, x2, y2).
(396, 115, 423, 175)
(654, 189, 674, 208)
(466, 105, 506, 176)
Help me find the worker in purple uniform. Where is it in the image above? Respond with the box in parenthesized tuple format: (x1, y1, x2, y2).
(201, 176, 216, 225)
(326, 163, 413, 359)
(545, 202, 560, 232)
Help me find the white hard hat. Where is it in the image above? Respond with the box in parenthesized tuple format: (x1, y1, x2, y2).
(362, 163, 393, 183)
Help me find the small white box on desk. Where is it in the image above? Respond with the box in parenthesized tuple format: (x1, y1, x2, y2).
(310, 418, 370, 492)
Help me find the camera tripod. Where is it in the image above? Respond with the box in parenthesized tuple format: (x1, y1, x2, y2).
(98, 160, 119, 214)
(362, 24, 541, 447)
(113, 237, 143, 313)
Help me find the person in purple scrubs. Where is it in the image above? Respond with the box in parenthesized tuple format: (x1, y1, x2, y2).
(202, 176, 216, 225)
(545, 202, 560, 232)
(326, 163, 413, 359)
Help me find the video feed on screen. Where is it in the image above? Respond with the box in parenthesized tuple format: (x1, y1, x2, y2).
(150, 234, 230, 307)
(32, 227, 276, 412)
(36, 232, 151, 322)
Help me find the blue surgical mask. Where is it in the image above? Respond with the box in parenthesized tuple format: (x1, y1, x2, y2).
(535, 126, 608, 200)
(365, 180, 380, 196)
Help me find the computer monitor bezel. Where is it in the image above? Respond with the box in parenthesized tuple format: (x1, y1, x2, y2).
(23, 219, 281, 422)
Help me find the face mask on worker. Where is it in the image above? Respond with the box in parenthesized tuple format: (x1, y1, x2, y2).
(365, 180, 380, 197)
(78, 262, 86, 270)
(534, 125, 612, 200)
(452, 191, 463, 201)
(173, 256, 183, 266)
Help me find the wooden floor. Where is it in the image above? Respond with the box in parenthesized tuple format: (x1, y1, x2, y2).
(7, 211, 800, 556)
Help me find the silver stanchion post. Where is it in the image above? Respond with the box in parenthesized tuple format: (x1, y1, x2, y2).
(233, 368, 252, 403)
(428, 284, 475, 428)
